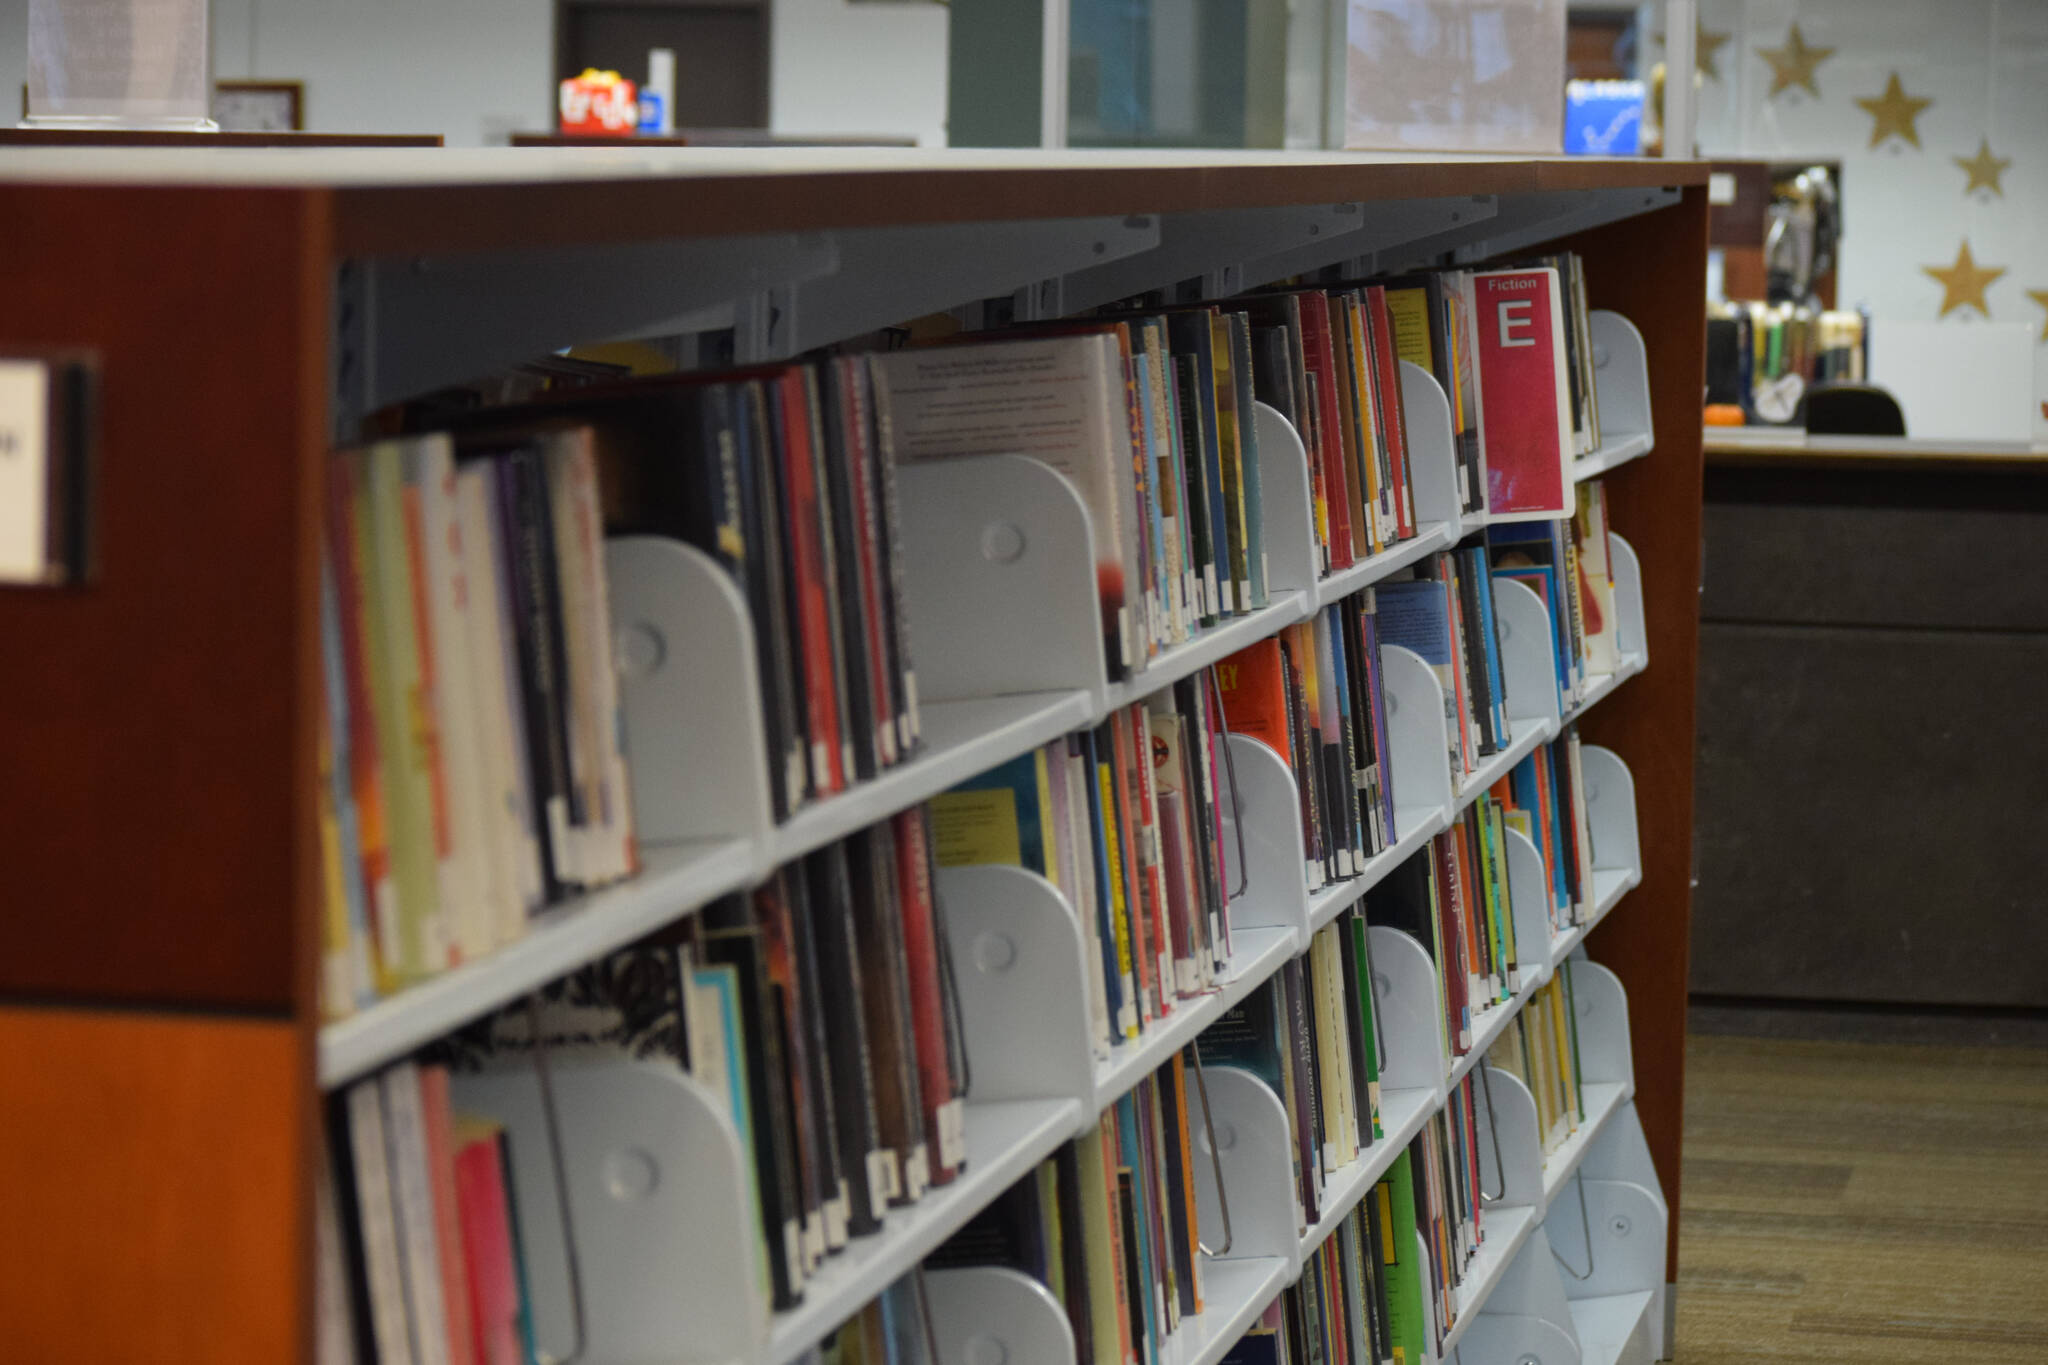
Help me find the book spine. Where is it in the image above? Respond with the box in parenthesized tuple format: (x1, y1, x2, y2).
(841, 359, 901, 768)
(774, 373, 847, 796)
(497, 445, 577, 901)
(801, 368, 862, 791)
(815, 364, 879, 782)
(343, 1081, 418, 1365)
(862, 357, 922, 752)
(381, 1062, 453, 1365)
(896, 808, 968, 1180)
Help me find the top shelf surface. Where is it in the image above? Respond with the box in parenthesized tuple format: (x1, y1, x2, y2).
(0, 147, 1708, 256)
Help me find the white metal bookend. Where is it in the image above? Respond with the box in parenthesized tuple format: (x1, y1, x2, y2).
(1502, 829, 1556, 988)
(1193, 1065, 1306, 1273)
(1569, 962, 1635, 1088)
(1472, 1064, 1543, 1211)
(927, 1265, 1080, 1365)
(1397, 360, 1467, 538)
(1365, 924, 1450, 1104)
(1493, 577, 1566, 736)
(607, 536, 776, 848)
(933, 863, 1099, 1113)
(1250, 401, 1321, 596)
(1606, 535, 1648, 670)
(1588, 313, 1653, 454)
(1577, 747, 1642, 887)
(1217, 733, 1315, 948)
(1580, 1103, 1669, 1360)
(896, 454, 1108, 708)
(1379, 645, 1457, 821)
(1456, 1226, 1586, 1365)
(449, 1059, 765, 1365)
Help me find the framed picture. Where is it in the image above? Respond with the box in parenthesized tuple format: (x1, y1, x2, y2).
(212, 81, 304, 133)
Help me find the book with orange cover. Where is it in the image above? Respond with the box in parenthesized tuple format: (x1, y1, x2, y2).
(1214, 637, 1292, 766)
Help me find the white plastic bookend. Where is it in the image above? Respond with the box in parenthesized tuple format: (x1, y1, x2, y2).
(1366, 924, 1448, 1103)
(1251, 401, 1320, 596)
(1193, 1064, 1305, 1273)
(1580, 1104, 1669, 1358)
(1544, 1177, 1664, 1365)
(936, 863, 1099, 1111)
(896, 454, 1107, 705)
(449, 1060, 763, 1365)
(1493, 576, 1565, 731)
(928, 1266, 1079, 1365)
(1396, 360, 1464, 537)
(1218, 734, 1314, 947)
(1588, 312, 1652, 452)
(1606, 533, 1647, 669)
(608, 535, 776, 848)
(1566, 961, 1634, 1088)
(1472, 1066, 1543, 1211)
(1458, 1228, 1585, 1365)
(1576, 746, 1641, 886)
(1503, 829, 1555, 987)
(1379, 644, 1456, 823)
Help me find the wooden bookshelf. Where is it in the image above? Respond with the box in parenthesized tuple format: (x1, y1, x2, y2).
(0, 149, 1706, 1363)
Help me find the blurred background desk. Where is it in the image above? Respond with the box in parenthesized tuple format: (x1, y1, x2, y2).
(1695, 433, 2048, 1011)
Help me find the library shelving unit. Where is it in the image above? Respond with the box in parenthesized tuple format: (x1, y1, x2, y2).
(0, 147, 1705, 1365)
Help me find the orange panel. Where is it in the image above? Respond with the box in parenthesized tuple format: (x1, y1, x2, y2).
(0, 1006, 308, 1364)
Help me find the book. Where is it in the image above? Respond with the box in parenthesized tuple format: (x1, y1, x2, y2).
(1471, 268, 1574, 522)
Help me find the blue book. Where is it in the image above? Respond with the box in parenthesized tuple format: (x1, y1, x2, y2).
(1375, 578, 1460, 772)
(1466, 549, 1511, 743)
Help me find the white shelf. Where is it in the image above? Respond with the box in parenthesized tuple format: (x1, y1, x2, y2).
(1539, 1080, 1633, 1216)
(1455, 713, 1558, 812)
(1563, 650, 1645, 725)
(764, 1096, 1083, 1365)
(1298, 1084, 1437, 1262)
(1305, 799, 1449, 934)
(1439, 1202, 1540, 1355)
(1109, 594, 1313, 711)
(1569, 1289, 1658, 1365)
(1549, 867, 1639, 966)
(1449, 970, 1541, 1088)
(1312, 520, 1457, 609)
(1163, 1256, 1294, 1365)
(1572, 431, 1653, 483)
(772, 690, 1095, 867)
(1091, 925, 1297, 1116)
(318, 837, 755, 1088)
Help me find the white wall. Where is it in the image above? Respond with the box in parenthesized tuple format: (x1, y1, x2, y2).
(210, 0, 552, 146)
(1650, 0, 2048, 439)
(770, 0, 948, 146)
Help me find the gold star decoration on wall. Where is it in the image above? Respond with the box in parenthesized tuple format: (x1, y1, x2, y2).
(1955, 139, 2011, 196)
(1758, 23, 1834, 98)
(1924, 241, 2004, 318)
(2029, 290, 2048, 342)
(1857, 72, 1933, 149)
(1697, 24, 1732, 81)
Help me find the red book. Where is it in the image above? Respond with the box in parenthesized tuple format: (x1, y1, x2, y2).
(1213, 637, 1293, 766)
(893, 807, 964, 1184)
(419, 1066, 478, 1365)
(1366, 287, 1417, 539)
(1472, 268, 1574, 521)
(1123, 702, 1174, 1008)
(774, 369, 847, 795)
(1296, 292, 1356, 568)
(836, 357, 900, 768)
(453, 1123, 525, 1365)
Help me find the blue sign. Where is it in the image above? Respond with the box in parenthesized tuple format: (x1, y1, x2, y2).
(1565, 80, 1646, 156)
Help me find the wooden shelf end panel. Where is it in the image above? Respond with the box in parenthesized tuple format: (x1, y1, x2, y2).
(0, 1004, 310, 1364)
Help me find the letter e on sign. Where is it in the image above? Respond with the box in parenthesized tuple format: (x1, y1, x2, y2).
(1497, 300, 1535, 349)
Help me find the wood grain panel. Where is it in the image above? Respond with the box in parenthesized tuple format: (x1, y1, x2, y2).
(0, 1006, 310, 1364)
(0, 185, 329, 1010)
(1556, 184, 1711, 1278)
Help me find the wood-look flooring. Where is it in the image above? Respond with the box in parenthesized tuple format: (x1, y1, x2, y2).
(1677, 1032, 2048, 1361)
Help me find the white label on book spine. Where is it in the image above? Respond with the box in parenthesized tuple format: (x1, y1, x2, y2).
(1202, 566, 1218, 617)
(1175, 958, 1201, 998)
(867, 1148, 899, 1204)
(782, 1219, 805, 1293)
(827, 1186, 849, 1249)
(0, 360, 50, 585)
(938, 1097, 968, 1170)
(1218, 577, 1235, 615)
(1118, 999, 1139, 1039)
(904, 1144, 931, 1204)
